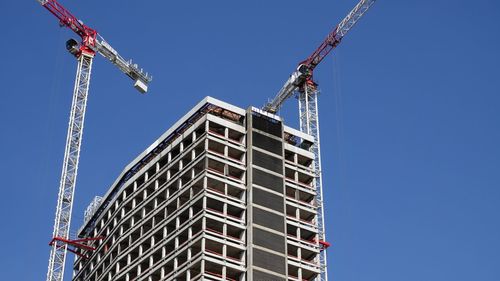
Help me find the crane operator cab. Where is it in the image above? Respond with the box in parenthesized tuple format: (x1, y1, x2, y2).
(66, 38, 80, 57)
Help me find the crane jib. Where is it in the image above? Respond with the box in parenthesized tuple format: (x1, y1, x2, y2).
(265, 0, 376, 114)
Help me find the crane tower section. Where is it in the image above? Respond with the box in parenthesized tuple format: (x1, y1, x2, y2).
(36, 1, 152, 281)
(47, 51, 93, 281)
(263, 1, 376, 281)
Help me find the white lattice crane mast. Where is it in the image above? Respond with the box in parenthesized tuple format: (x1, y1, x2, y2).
(36, 1, 152, 281)
(263, 1, 376, 280)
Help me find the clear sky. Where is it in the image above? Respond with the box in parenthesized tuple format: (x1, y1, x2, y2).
(1, 0, 499, 280)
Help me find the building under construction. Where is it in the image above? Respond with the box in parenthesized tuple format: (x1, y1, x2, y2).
(72, 97, 324, 280)
(38, 0, 376, 279)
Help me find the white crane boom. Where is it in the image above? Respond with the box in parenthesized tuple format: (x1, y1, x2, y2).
(95, 35, 152, 93)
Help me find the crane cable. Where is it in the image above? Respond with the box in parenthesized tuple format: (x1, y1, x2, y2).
(332, 50, 356, 265)
(42, 28, 67, 195)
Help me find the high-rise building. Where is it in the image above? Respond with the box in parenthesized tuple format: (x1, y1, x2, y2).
(73, 97, 323, 281)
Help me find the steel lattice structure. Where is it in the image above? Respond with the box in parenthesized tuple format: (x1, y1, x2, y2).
(298, 83, 327, 281)
(36, 1, 152, 280)
(264, 1, 376, 280)
(47, 53, 94, 281)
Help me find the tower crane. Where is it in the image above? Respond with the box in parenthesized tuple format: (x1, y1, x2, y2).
(36, 1, 152, 281)
(263, 1, 376, 280)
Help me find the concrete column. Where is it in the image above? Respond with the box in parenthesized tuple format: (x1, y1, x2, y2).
(200, 259, 205, 279)
(175, 215, 180, 229)
(223, 202, 227, 219)
(174, 257, 178, 270)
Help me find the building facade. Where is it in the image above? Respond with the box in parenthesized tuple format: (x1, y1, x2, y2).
(73, 97, 322, 281)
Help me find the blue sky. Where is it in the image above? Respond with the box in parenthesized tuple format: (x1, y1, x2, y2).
(1, 0, 499, 280)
